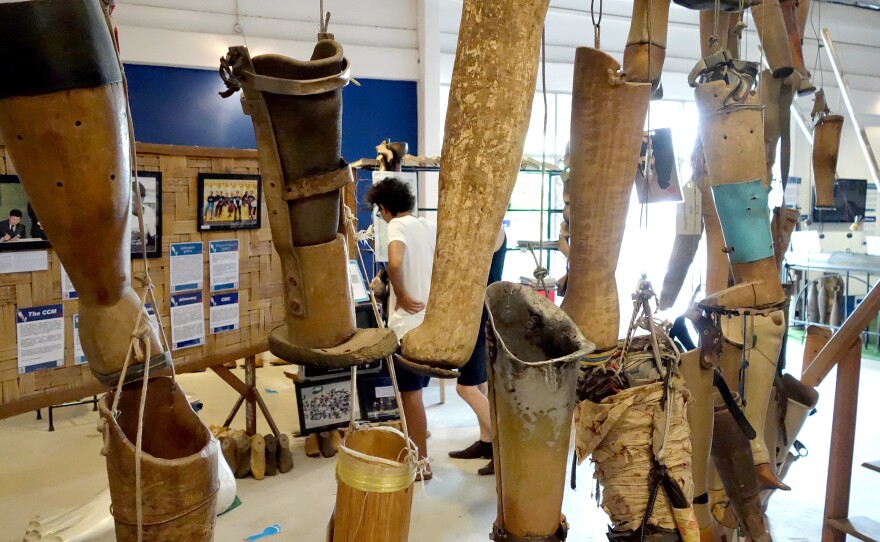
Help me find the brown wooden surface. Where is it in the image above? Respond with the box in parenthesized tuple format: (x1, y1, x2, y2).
(822, 339, 862, 542)
(0, 143, 284, 418)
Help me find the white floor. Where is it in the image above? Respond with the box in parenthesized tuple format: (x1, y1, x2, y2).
(1, 336, 879, 542)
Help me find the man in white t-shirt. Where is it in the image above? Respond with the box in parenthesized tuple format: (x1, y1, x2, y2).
(365, 178, 437, 476)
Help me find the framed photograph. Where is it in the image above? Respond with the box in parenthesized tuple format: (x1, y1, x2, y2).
(131, 171, 162, 259)
(0, 175, 50, 252)
(294, 376, 353, 434)
(634, 127, 683, 204)
(197, 173, 261, 232)
(356, 375, 400, 423)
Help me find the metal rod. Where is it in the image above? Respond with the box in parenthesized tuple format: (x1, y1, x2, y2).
(820, 28, 880, 189)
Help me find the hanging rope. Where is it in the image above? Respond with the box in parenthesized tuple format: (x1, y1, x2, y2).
(533, 27, 550, 296)
(591, 0, 604, 49)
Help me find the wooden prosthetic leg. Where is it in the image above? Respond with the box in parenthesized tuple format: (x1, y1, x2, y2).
(397, 0, 551, 375)
(694, 60, 785, 311)
(750, 0, 794, 78)
(780, 0, 816, 95)
(561, 48, 651, 352)
(219, 40, 397, 368)
(486, 283, 594, 541)
(771, 207, 800, 271)
(624, 0, 672, 92)
(711, 400, 772, 542)
(811, 92, 844, 210)
(0, 0, 168, 387)
(680, 349, 716, 535)
(720, 312, 790, 490)
(98, 377, 219, 541)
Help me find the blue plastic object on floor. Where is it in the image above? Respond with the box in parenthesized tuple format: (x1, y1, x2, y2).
(244, 524, 282, 541)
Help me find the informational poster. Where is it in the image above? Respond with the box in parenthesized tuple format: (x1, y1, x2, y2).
(0, 250, 48, 274)
(371, 171, 418, 263)
(170, 292, 205, 350)
(72, 314, 87, 365)
(16, 304, 64, 374)
(676, 180, 702, 236)
(348, 260, 369, 303)
(60, 264, 77, 300)
(209, 292, 239, 334)
(169, 242, 203, 293)
(209, 239, 239, 292)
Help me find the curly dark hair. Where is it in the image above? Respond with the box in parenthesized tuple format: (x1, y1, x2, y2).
(364, 177, 415, 215)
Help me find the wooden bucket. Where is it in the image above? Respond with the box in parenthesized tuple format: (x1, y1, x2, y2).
(331, 426, 416, 542)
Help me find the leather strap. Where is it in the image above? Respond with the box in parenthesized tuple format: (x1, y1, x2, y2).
(282, 160, 353, 201)
(236, 59, 350, 96)
(713, 369, 757, 439)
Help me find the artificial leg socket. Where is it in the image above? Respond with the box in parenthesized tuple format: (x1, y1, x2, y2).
(486, 282, 593, 540)
(399, 0, 552, 371)
(221, 41, 397, 369)
(562, 47, 651, 350)
(812, 114, 844, 209)
(750, 0, 795, 78)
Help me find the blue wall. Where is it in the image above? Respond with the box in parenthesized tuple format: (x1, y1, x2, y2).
(124, 63, 418, 277)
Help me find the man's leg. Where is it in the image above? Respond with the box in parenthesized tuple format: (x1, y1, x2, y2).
(456, 383, 491, 442)
(400, 389, 428, 463)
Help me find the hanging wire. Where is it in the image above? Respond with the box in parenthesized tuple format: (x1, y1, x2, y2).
(533, 27, 550, 294)
(234, 0, 249, 48)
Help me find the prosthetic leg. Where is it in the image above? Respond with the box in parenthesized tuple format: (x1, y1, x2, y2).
(561, 47, 651, 351)
(680, 349, 717, 539)
(98, 377, 219, 541)
(811, 92, 844, 210)
(219, 39, 397, 368)
(624, 0, 672, 91)
(0, 0, 167, 387)
(398, 0, 552, 374)
(486, 282, 594, 541)
(694, 59, 785, 311)
(780, 0, 815, 94)
(771, 207, 800, 271)
(720, 312, 790, 489)
(712, 401, 771, 541)
(750, 0, 794, 78)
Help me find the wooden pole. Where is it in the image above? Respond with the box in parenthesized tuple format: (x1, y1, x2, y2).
(821, 338, 861, 542)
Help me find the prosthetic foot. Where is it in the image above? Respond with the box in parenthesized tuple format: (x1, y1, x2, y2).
(812, 93, 844, 210)
(98, 377, 219, 541)
(397, 0, 552, 373)
(561, 47, 651, 351)
(719, 312, 790, 490)
(623, 0, 672, 92)
(712, 401, 772, 542)
(680, 349, 716, 532)
(750, 0, 794, 78)
(0, 0, 167, 387)
(219, 40, 397, 368)
(486, 282, 594, 541)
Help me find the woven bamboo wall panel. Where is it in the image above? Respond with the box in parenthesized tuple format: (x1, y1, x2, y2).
(0, 143, 285, 417)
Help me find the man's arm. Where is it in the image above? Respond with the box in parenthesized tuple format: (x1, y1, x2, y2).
(387, 240, 425, 314)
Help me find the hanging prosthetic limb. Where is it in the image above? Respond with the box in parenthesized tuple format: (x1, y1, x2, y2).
(693, 57, 785, 311)
(624, 0, 672, 93)
(396, 0, 551, 376)
(679, 348, 717, 540)
(771, 207, 800, 271)
(376, 140, 408, 172)
(0, 0, 167, 387)
(98, 377, 219, 541)
(219, 38, 397, 369)
(719, 312, 791, 490)
(561, 48, 651, 352)
(811, 90, 844, 210)
(750, 0, 795, 78)
(485, 282, 594, 541)
(711, 399, 772, 542)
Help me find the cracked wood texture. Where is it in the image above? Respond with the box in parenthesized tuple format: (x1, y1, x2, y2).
(400, 0, 552, 369)
(0, 143, 284, 418)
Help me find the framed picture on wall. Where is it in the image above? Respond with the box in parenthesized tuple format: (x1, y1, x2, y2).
(356, 375, 400, 423)
(197, 173, 262, 232)
(131, 171, 162, 259)
(294, 376, 352, 435)
(0, 175, 50, 252)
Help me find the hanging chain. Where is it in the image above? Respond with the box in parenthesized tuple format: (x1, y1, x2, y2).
(591, 0, 604, 49)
